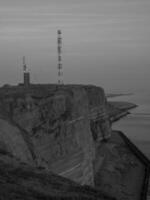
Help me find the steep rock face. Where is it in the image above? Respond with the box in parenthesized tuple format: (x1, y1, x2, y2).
(0, 85, 111, 186)
(0, 119, 34, 164)
(85, 86, 111, 142)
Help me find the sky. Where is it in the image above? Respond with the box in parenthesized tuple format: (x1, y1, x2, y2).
(0, 0, 150, 92)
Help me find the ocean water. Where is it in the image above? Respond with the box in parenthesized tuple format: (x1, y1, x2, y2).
(109, 92, 150, 159)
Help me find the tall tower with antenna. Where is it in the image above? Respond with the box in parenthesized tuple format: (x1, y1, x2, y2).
(57, 30, 63, 84)
(23, 56, 30, 87)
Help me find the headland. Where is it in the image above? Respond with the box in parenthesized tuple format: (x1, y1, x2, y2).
(0, 84, 149, 200)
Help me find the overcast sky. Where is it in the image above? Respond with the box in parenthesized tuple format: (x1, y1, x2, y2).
(0, 0, 150, 92)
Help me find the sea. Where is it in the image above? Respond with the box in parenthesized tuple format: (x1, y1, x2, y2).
(109, 92, 150, 159)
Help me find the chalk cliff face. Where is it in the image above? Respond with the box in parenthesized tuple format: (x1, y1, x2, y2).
(0, 85, 111, 186)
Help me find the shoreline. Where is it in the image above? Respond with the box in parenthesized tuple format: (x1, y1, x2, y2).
(107, 101, 137, 123)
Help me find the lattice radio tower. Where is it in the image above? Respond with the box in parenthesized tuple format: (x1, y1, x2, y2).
(57, 30, 63, 84)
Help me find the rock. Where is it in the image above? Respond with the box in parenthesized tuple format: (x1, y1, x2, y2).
(0, 84, 112, 186)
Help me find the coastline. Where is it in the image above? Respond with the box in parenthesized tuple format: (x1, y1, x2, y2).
(107, 99, 150, 199)
(107, 101, 137, 123)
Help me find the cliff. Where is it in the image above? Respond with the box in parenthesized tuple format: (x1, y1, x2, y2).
(0, 84, 149, 200)
(0, 84, 111, 186)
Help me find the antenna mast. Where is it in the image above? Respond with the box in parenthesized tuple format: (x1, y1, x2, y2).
(57, 30, 63, 84)
(23, 56, 27, 72)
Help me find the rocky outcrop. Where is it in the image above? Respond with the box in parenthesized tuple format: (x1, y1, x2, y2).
(0, 84, 149, 200)
(0, 84, 111, 186)
(107, 101, 137, 123)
